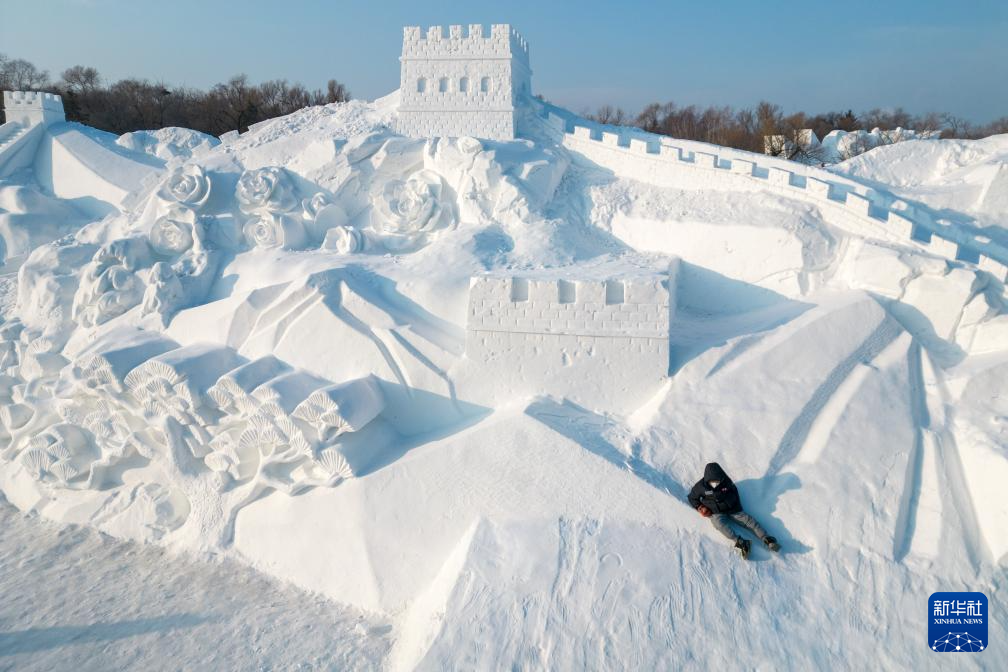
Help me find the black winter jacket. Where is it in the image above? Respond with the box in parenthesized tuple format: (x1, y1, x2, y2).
(687, 462, 742, 515)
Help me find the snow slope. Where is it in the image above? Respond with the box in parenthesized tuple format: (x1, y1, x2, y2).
(0, 89, 1006, 670)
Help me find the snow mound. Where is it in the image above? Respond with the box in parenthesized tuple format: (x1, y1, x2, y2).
(831, 133, 1008, 224)
(116, 127, 220, 161)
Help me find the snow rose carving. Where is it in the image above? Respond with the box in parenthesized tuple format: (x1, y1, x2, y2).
(374, 169, 455, 250)
(243, 212, 306, 250)
(321, 225, 363, 254)
(236, 166, 298, 214)
(302, 192, 350, 243)
(72, 238, 151, 328)
(157, 164, 211, 209)
(150, 208, 204, 257)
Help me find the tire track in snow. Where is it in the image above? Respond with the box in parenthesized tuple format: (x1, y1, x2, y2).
(765, 317, 903, 476)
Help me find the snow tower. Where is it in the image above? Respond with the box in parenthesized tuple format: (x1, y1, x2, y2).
(396, 24, 532, 141)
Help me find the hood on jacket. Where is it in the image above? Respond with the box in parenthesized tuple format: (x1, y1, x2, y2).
(703, 462, 730, 484)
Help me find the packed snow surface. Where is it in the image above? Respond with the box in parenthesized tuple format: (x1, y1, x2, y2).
(0, 495, 389, 671)
(0, 89, 1006, 670)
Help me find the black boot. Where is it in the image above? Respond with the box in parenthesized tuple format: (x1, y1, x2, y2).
(734, 538, 751, 559)
(764, 536, 780, 552)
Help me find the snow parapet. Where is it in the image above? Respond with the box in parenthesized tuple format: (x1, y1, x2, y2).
(2, 91, 65, 128)
(528, 100, 1008, 282)
(397, 25, 532, 140)
(465, 263, 676, 413)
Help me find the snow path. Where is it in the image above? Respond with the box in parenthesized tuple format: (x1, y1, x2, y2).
(0, 496, 390, 671)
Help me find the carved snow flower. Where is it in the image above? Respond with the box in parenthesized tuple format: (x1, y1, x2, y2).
(243, 212, 307, 250)
(302, 192, 331, 221)
(302, 192, 350, 242)
(157, 164, 211, 209)
(374, 169, 455, 250)
(235, 166, 298, 214)
(72, 238, 152, 328)
(149, 208, 203, 257)
(321, 225, 363, 254)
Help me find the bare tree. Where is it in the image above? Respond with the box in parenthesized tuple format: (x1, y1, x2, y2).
(61, 65, 101, 94)
(326, 79, 350, 104)
(1, 57, 49, 90)
(941, 113, 972, 138)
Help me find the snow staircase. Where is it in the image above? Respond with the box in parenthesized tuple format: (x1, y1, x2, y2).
(1, 90, 67, 177)
(0, 121, 42, 177)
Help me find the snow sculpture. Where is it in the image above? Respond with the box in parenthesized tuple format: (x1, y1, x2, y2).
(72, 238, 152, 328)
(149, 207, 204, 256)
(2, 91, 65, 128)
(321, 225, 364, 253)
(396, 24, 532, 140)
(200, 362, 383, 545)
(156, 164, 212, 210)
(1, 92, 66, 177)
(302, 192, 351, 243)
(291, 376, 385, 440)
(207, 355, 291, 417)
(71, 329, 180, 394)
(20, 424, 98, 486)
(243, 211, 306, 250)
(141, 262, 186, 321)
(373, 169, 456, 250)
(236, 166, 298, 214)
(235, 166, 307, 249)
(465, 266, 677, 412)
(124, 342, 243, 429)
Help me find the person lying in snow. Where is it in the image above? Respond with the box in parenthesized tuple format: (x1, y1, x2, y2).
(687, 462, 780, 559)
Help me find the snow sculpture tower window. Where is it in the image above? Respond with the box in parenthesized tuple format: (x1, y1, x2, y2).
(396, 24, 532, 141)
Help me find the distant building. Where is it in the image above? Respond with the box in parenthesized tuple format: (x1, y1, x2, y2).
(395, 24, 532, 141)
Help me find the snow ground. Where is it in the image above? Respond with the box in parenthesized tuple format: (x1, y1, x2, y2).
(0, 495, 390, 670)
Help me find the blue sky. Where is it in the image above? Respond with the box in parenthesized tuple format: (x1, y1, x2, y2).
(2, 0, 1006, 122)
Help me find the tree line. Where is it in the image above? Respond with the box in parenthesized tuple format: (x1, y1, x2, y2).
(0, 54, 350, 136)
(585, 100, 1008, 160)
(3, 52, 1005, 155)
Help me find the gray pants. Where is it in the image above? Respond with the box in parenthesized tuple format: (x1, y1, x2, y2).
(710, 511, 768, 544)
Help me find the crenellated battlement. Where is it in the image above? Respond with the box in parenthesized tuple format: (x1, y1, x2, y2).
(468, 272, 673, 340)
(402, 24, 529, 64)
(396, 23, 532, 140)
(528, 100, 1008, 282)
(464, 266, 676, 409)
(2, 90, 65, 127)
